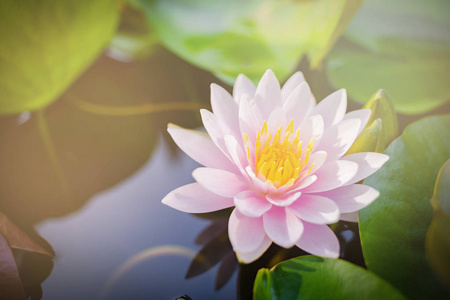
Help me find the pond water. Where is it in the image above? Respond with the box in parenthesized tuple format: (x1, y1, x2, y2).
(37, 140, 237, 300)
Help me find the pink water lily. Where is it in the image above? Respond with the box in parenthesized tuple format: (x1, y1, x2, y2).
(163, 70, 388, 263)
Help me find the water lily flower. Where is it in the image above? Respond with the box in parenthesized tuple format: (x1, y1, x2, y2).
(163, 70, 388, 263)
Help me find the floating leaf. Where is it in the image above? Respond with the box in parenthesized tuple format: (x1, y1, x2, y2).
(0, 0, 120, 114)
(327, 0, 450, 114)
(253, 256, 406, 300)
(426, 159, 450, 286)
(130, 0, 362, 84)
(359, 115, 450, 299)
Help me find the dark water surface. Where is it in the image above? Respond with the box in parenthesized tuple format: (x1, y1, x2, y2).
(37, 141, 236, 300)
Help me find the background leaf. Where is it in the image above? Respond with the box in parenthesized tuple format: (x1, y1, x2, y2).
(130, 0, 362, 84)
(326, 0, 450, 114)
(0, 0, 120, 114)
(253, 256, 406, 300)
(359, 115, 450, 299)
(426, 159, 450, 287)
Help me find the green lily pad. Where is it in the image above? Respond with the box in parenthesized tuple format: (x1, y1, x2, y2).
(254, 256, 406, 300)
(359, 115, 450, 299)
(0, 0, 120, 114)
(426, 159, 450, 287)
(327, 0, 450, 114)
(130, 0, 362, 84)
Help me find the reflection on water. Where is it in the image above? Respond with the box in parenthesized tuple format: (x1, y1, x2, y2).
(37, 140, 236, 300)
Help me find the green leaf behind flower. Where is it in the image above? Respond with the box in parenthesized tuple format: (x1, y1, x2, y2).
(327, 0, 450, 114)
(253, 256, 406, 300)
(0, 0, 120, 114)
(130, 0, 362, 84)
(426, 159, 450, 287)
(359, 115, 450, 299)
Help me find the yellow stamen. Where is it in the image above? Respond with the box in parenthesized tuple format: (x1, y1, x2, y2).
(243, 119, 315, 188)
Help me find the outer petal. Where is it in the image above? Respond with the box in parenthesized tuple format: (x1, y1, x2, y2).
(288, 194, 340, 225)
(298, 115, 324, 145)
(340, 152, 389, 185)
(239, 94, 264, 142)
(263, 207, 304, 248)
(224, 135, 248, 172)
(210, 83, 241, 139)
(162, 183, 233, 213)
(228, 209, 266, 253)
(255, 70, 283, 119)
(310, 89, 347, 128)
(295, 222, 340, 258)
(318, 184, 380, 213)
(167, 124, 234, 172)
(266, 192, 301, 207)
(233, 74, 256, 104)
(234, 190, 272, 217)
(281, 71, 305, 101)
(315, 118, 361, 161)
(344, 109, 372, 134)
(193, 167, 247, 197)
(283, 82, 314, 125)
(302, 160, 358, 193)
(236, 235, 272, 264)
(200, 109, 227, 152)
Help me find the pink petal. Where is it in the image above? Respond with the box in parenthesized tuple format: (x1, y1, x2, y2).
(162, 183, 233, 213)
(224, 135, 248, 172)
(283, 82, 314, 125)
(200, 109, 227, 152)
(318, 184, 379, 213)
(255, 70, 283, 119)
(239, 94, 264, 142)
(281, 71, 306, 101)
(310, 89, 347, 128)
(228, 209, 266, 253)
(234, 190, 272, 217)
(290, 175, 318, 192)
(167, 124, 235, 172)
(193, 167, 247, 197)
(304, 151, 327, 175)
(288, 194, 340, 225)
(302, 160, 358, 193)
(263, 207, 304, 248)
(210, 83, 241, 139)
(341, 152, 389, 185)
(233, 74, 256, 104)
(340, 212, 358, 222)
(315, 118, 361, 161)
(236, 235, 272, 263)
(266, 192, 301, 207)
(245, 166, 269, 193)
(344, 109, 372, 134)
(298, 115, 324, 145)
(266, 107, 287, 134)
(295, 222, 340, 258)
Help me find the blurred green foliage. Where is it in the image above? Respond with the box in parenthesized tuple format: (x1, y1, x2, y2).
(129, 0, 362, 85)
(327, 0, 450, 114)
(0, 0, 120, 114)
(426, 159, 450, 287)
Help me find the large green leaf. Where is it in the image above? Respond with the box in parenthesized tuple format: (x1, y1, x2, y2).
(327, 0, 450, 114)
(130, 0, 361, 84)
(253, 256, 406, 300)
(0, 0, 120, 114)
(426, 159, 450, 287)
(359, 115, 450, 299)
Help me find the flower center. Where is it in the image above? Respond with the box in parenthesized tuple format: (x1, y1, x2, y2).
(244, 119, 314, 188)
